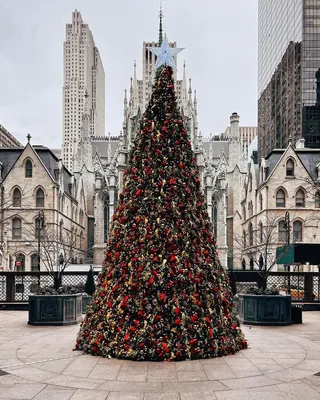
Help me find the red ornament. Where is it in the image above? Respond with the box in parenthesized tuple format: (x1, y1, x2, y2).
(160, 293, 166, 301)
(135, 216, 141, 224)
(136, 189, 142, 196)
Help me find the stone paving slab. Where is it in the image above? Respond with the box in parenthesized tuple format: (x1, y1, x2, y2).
(0, 311, 320, 399)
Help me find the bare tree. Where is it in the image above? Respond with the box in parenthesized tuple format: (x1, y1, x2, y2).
(234, 213, 293, 290)
(22, 218, 85, 289)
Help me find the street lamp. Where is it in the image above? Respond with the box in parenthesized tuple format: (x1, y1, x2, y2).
(284, 211, 290, 246)
(58, 253, 64, 270)
(37, 210, 45, 271)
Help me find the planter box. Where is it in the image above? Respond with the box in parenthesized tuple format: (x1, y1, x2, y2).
(28, 293, 82, 326)
(237, 294, 292, 326)
(82, 295, 92, 313)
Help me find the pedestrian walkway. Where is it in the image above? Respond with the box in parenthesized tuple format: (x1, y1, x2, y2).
(0, 311, 320, 399)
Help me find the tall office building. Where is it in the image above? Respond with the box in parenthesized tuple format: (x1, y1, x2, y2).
(258, 0, 320, 159)
(62, 9, 105, 171)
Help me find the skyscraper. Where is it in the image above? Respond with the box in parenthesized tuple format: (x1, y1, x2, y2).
(62, 9, 105, 171)
(258, 0, 320, 159)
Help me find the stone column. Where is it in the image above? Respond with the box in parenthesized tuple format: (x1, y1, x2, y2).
(218, 178, 228, 269)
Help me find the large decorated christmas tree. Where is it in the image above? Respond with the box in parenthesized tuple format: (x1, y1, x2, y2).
(76, 36, 247, 361)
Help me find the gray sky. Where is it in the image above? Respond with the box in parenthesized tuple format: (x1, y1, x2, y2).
(0, 0, 258, 149)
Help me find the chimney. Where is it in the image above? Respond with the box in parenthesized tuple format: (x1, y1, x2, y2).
(295, 138, 305, 149)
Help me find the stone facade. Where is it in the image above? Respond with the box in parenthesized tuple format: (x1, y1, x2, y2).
(239, 138, 320, 272)
(0, 140, 87, 271)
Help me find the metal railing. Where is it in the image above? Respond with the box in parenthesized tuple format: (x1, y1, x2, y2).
(0, 271, 100, 302)
(233, 271, 320, 302)
(0, 271, 319, 303)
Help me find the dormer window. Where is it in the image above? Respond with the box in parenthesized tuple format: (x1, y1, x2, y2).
(25, 159, 32, 178)
(286, 159, 294, 177)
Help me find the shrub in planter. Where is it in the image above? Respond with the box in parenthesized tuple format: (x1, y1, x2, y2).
(82, 266, 96, 313)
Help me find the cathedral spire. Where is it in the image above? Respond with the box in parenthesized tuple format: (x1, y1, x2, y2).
(129, 77, 133, 106)
(182, 61, 187, 104)
(158, 3, 163, 46)
(188, 78, 192, 103)
(107, 132, 111, 164)
(132, 61, 139, 107)
(82, 90, 90, 139)
(124, 89, 127, 106)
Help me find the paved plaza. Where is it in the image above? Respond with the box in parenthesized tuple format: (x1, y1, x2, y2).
(0, 312, 320, 399)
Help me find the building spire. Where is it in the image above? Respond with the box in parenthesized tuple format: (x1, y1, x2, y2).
(107, 132, 111, 164)
(158, 3, 163, 46)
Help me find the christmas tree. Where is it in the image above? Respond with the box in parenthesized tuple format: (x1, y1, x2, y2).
(76, 38, 247, 361)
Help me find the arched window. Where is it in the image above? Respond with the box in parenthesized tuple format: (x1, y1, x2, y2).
(59, 220, 63, 241)
(286, 159, 294, 177)
(15, 253, 25, 271)
(259, 221, 263, 243)
(278, 221, 288, 242)
(295, 189, 305, 207)
(36, 188, 44, 208)
(30, 253, 39, 271)
(249, 173, 252, 191)
(316, 192, 320, 208)
(242, 206, 246, 221)
(79, 210, 84, 226)
(80, 231, 83, 250)
(243, 230, 247, 248)
(13, 188, 21, 207)
(25, 159, 32, 177)
(212, 199, 218, 239)
(276, 189, 285, 207)
(293, 221, 303, 242)
(12, 218, 21, 238)
(249, 222, 254, 246)
(259, 193, 263, 211)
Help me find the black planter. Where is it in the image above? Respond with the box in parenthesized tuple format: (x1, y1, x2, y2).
(82, 295, 92, 313)
(28, 293, 82, 326)
(237, 294, 292, 326)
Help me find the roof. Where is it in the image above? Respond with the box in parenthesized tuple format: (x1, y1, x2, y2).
(265, 148, 320, 180)
(0, 146, 72, 185)
(203, 140, 229, 159)
(92, 139, 119, 160)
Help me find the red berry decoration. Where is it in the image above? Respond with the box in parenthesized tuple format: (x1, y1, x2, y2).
(75, 65, 247, 361)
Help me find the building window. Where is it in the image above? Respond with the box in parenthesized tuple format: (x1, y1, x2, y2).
(259, 221, 263, 243)
(12, 218, 21, 239)
(259, 193, 263, 211)
(295, 189, 305, 207)
(286, 159, 295, 177)
(242, 206, 246, 221)
(36, 188, 45, 208)
(278, 221, 288, 242)
(13, 188, 21, 207)
(25, 160, 32, 177)
(15, 253, 25, 272)
(243, 230, 247, 248)
(30, 253, 39, 271)
(293, 221, 303, 242)
(316, 191, 320, 208)
(276, 189, 286, 207)
(249, 173, 252, 192)
(249, 222, 254, 246)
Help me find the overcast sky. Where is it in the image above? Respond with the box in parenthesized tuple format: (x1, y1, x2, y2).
(0, 0, 258, 148)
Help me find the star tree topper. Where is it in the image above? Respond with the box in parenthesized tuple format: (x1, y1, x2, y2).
(148, 34, 184, 70)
